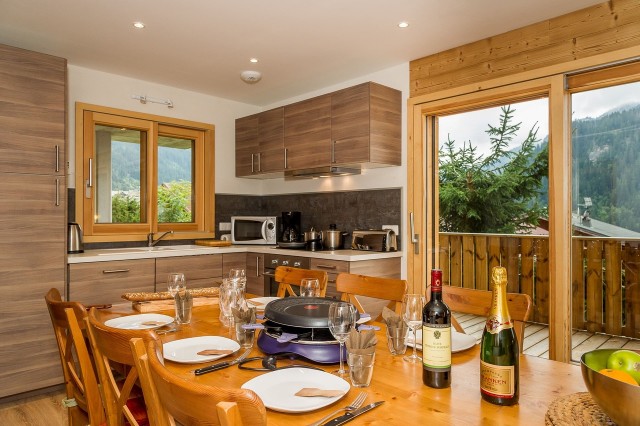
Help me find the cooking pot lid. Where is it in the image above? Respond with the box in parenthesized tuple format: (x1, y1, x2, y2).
(264, 297, 357, 329)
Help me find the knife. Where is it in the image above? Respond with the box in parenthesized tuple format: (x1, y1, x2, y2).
(194, 348, 252, 376)
(322, 401, 384, 426)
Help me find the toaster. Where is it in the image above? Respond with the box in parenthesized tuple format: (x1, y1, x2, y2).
(351, 230, 398, 252)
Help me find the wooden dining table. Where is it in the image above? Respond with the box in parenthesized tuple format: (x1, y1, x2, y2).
(99, 301, 587, 425)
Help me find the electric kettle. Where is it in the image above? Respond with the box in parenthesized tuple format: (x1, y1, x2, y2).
(68, 222, 84, 253)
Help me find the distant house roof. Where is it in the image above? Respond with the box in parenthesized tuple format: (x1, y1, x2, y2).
(571, 213, 640, 238)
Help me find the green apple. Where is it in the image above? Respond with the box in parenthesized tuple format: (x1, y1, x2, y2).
(607, 350, 640, 384)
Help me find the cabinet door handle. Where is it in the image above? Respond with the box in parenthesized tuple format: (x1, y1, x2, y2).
(251, 153, 255, 173)
(102, 269, 130, 274)
(256, 257, 260, 277)
(55, 178, 60, 206)
(257, 153, 261, 172)
(331, 141, 336, 163)
(55, 145, 60, 172)
(315, 264, 337, 270)
(284, 148, 288, 169)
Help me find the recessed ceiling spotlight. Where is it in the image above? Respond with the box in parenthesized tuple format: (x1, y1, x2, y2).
(250, 58, 259, 63)
(398, 21, 409, 28)
(133, 21, 145, 29)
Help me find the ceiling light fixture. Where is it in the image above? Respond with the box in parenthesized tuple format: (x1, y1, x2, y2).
(398, 21, 409, 28)
(240, 70, 262, 84)
(250, 58, 259, 63)
(133, 21, 145, 29)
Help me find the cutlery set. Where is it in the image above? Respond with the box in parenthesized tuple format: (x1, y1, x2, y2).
(306, 392, 385, 426)
(194, 348, 252, 375)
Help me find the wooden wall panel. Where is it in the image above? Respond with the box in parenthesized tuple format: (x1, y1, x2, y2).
(410, 0, 640, 98)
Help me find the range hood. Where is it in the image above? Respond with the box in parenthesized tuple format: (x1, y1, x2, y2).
(284, 166, 361, 180)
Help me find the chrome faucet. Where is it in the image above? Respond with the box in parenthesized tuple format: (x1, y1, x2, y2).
(148, 230, 174, 247)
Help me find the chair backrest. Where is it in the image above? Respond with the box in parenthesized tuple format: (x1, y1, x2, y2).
(274, 266, 328, 297)
(442, 285, 532, 354)
(130, 338, 267, 426)
(335, 273, 407, 320)
(45, 288, 105, 426)
(85, 308, 160, 426)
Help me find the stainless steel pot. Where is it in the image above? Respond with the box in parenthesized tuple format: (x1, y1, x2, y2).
(304, 227, 323, 251)
(322, 224, 348, 250)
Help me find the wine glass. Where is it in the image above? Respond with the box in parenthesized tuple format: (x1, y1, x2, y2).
(229, 268, 246, 279)
(300, 278, 320, 297)
(328, 302, 357, 377)
(167, 273, 186, 320)
(403, 293, 426, 363)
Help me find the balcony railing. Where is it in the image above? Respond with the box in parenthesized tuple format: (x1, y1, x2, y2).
(439, 233, 640, 339)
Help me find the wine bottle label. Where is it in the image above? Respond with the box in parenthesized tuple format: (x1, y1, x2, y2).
(485, 314, 514, 334)
(480, 360, 515, 398)
(422, 324, 451, 369)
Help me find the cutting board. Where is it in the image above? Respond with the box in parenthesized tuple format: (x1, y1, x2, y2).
(133, 297, 219, 312)
(194, 239, 232, 247)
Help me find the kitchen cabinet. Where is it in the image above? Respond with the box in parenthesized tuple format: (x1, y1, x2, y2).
(68, 259, 156, 305)
(236, 107, 284, 177)
(283, 94, 332, 170)
(246, 252, 265, 296)
(0, 44, 66, 398)
(310, 257, 401, 299)
(156, 254, 223, 290)
(222, 252, 246, 277)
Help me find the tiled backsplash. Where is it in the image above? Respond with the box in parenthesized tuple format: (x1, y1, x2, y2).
(68, 188, 402, 249)
(215, 188, 402, 248)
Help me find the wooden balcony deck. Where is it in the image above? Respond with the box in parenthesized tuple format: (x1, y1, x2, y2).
(456, 313, 640, 363)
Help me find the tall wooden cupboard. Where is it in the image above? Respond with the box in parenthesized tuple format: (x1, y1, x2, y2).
(0, 43, 67, 397)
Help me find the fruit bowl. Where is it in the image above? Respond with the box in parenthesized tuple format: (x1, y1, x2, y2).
(581, 349, 640, 425)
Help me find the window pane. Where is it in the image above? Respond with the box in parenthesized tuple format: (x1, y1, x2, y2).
(570, 81, 640, 359)
(157, 135, 194, 223)
(94, 125, 146, 224)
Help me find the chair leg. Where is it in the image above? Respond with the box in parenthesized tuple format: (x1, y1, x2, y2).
(216, 401, 241, 426)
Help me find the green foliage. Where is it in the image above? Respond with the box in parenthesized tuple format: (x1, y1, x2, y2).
(111, 193, 140, 223)
(439, 105, 548, 233)
(158, 181, 193, 223)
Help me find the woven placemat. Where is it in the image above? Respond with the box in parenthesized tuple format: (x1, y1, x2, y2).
(545, 392, 615, 425)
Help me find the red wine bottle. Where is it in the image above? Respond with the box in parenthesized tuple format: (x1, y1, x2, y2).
(422, 269, 452, 388)
(480, 266, 519, 405)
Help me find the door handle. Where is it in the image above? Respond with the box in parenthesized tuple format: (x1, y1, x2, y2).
(410, 212, 420, 255)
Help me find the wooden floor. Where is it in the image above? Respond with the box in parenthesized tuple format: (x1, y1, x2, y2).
(456, 312, 640, 362)
(4, 316, 640, 425)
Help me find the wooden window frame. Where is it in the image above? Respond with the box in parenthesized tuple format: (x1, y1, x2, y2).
(75, 103, 215, 243)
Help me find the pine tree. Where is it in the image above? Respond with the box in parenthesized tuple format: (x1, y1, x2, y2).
(439, 105, 548, 233)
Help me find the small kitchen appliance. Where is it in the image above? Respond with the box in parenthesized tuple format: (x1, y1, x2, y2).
(231, 216, 278, 245)
(280, 211, 301, 243)
(351, 229, 398, 252)
(322, 224, 349, 250)
(67, 222, 84, 254)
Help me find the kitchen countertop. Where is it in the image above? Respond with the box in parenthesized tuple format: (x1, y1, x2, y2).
(67, 244, 403, 264)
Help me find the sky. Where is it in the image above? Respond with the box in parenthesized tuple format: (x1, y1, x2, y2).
(438, 81, 640, 158)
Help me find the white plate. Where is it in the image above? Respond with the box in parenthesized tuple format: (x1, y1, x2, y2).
(407, 329, 477, 353)
(103, 313, 174, 330)
(246, 297, 280, 311)
(241, 367, 350, 413)
(163, 336, 241, 364)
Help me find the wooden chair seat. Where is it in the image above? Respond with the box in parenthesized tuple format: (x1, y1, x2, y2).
(335, 273, 407, 320)
(274, 266, 328, 298)
(130, 338, 267, 426)
(85, 308, 161, 426)
(442, 285, 532, 354)
(45, 288, 106, 426)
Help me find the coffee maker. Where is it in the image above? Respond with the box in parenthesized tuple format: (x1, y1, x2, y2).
(281, 211, 301, 242)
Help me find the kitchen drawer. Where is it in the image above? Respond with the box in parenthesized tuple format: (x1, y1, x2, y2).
(68, 259, 156, 306)
(156, 254, 223, 290)
(310, 259, 349, 298)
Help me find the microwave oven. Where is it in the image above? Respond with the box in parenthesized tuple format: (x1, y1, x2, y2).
(231, 216, 278, 245)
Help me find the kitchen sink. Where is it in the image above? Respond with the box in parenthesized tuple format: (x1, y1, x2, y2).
(96, 245, 204, 255)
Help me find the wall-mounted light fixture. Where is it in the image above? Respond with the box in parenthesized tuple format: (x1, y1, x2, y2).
(131, 94, 174, 108)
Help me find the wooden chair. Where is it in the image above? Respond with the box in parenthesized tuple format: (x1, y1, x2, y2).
(85, 308, 161, 426)
(130, 338, 267, 426)
(442, 285, 533, 354)
(274, 266, 328, 297)
(45, 288, 106, 426)
(335, 273, 408, 320)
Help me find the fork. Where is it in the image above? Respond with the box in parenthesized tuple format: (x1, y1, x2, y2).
(306, 391, 367, 426)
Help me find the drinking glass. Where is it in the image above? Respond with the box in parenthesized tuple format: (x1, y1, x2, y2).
(167, 273, 186, 320)
(403, 293, 426, 363)
(300, 278, 320, 297)
(229, 268, 246, 279)
(328, 302, 357, 377)
(219, 278, 246, 327)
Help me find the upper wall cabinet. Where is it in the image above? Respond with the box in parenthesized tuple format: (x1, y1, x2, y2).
(235, 82, 401, 178)
(235, 107, 284, 178)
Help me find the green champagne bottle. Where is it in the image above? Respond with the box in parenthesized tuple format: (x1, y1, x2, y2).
(480, 266, 519, 406)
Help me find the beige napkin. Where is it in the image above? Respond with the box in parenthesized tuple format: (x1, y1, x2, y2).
(196, 349, 235, 356)
(295, 388, 346, 397)
(232, 306, 257, 324)
(382, 307, 408, 338)
(345, 328, 378, 355)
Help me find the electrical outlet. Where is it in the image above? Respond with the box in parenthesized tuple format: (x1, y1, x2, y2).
(219, 222, 231, 231)
(382, 224, 399, 235)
